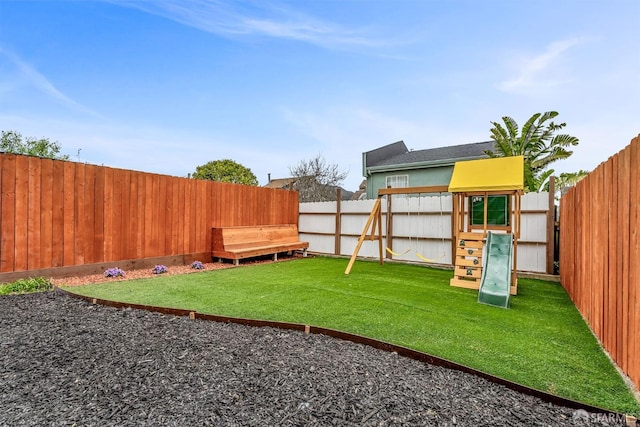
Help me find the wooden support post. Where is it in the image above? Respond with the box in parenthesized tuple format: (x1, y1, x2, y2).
(386, 193, 393, 259)
(335, 188, 342, 255)
(546, 176, 556, 274)
(451, 193, 458, 260)
(377, 198, 384, 264)
(345, 198, 382, 274)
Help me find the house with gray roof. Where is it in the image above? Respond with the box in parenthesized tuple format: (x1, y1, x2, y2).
(362, 140, 496, 198)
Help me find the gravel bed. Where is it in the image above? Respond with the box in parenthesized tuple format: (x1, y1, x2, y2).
(0, 290, 624, 426)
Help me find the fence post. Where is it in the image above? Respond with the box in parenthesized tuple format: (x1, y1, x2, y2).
(385, 192, 393, 259)
(546, 176, 556, 274)
(335, 188, 341, 255)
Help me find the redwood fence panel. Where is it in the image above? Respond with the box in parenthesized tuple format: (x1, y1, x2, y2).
(560, 133, 640, 391)
(0, 153, 299, 278)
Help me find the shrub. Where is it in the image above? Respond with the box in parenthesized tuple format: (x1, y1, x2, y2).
(0, 277, 53, 295)
(104, 267, 126, 278)
(190, 261, 205, 270)
(152, 265, 168, 274)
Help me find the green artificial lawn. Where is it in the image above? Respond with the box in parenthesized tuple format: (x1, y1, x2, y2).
(64, 257, 640, 416)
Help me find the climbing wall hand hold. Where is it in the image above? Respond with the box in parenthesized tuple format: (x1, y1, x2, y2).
(467, 249, 474, 255)
(459, 240, 465, 247)
(466, 268, 473, 276)
(473, 258, 479, 265)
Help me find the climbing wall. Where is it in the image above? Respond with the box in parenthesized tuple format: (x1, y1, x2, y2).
(450, 232, 484, 290)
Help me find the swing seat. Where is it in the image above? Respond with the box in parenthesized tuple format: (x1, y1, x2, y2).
(386, 247, 412, 257)
(416, 252, 446, 263)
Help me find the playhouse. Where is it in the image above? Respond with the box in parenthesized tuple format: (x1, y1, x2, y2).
(448, 156, 524, 307)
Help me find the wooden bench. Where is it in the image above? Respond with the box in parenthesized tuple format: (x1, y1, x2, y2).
(212, 224, 309, 265)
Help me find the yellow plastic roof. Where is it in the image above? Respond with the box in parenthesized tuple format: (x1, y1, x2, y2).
(448, 155, 524, 192)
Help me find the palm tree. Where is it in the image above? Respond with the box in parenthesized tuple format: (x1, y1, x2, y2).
(550, 170, 590, 199)
(485, 111, 579, 192)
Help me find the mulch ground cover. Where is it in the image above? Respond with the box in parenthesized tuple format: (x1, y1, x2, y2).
(0, 290, 625, 426)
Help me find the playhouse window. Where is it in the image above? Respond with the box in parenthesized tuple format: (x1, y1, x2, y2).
(469, 195, 510, 226)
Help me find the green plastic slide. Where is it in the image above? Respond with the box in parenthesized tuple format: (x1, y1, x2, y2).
(478, 231, 513, 308)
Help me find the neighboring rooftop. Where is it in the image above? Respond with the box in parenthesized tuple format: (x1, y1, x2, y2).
(263, 177, 298, 190)
(364, 140, 496, 170)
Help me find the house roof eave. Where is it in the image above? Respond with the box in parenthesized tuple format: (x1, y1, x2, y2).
(365, 155, 487, 174)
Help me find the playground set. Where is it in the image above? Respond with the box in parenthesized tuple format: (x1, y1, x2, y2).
(345, 156, 524, 308)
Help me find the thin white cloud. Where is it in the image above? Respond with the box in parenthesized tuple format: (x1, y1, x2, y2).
(106, 0, 390, 49)
(497, 37, 586, 93)
(0, 46, 102, 118)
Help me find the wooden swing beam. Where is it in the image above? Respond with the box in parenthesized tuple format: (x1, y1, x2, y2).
(378, 185, 449, 196)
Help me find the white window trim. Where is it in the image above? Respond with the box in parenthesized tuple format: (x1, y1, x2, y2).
(385, 174, 409, 189)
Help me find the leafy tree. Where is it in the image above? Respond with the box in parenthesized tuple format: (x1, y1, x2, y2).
(192, 159, 258, 186)
(485, 111, 579, 192)
(1, 130, 70, 160)
(549, 169, 589, 199)
(289, 154, 348, 202)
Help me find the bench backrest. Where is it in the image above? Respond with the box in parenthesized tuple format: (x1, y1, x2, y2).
(212, 224, 301, 250)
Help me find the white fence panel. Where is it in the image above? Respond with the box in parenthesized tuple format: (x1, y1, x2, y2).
(517, 243, 547, 272)
(521, 192, 549, 211)
(299, 214, 335, 234)
(299, 233, 335, 254)
(299, 192, 552, 273)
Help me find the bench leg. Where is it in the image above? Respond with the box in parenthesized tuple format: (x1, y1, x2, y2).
(273, 253, 278, 261)
(303, 248, 308, 257)
(234, 259, 239, 266)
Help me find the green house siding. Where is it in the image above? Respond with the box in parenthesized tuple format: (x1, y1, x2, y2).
(366, 165, 454, 198)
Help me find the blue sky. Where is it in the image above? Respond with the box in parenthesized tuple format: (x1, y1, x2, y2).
(1, 0, 638, 191)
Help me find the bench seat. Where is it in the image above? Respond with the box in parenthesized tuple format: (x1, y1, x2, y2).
(212, 224, 308, 265)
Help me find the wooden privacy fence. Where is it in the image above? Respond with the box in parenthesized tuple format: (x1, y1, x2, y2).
(0, 153, 299, 279)
(560, 133, 640, 391)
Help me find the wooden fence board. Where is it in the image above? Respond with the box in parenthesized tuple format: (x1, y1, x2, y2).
(197, 179, 206, 251)
(93, 166, 105, 263)
(163, 175, 173, 255)
(609, 154, 620, 364)
(135, 172, 146, 259)
(628, 137, 639, 386)
(40, 159, 53, 269)
(177, 178, 185, 254)
(102, 167, 114, 261)
(619, 145, 631, 373)
(73, 163, 85, 265)
(151, 174, 161, 257)
(113, 168, 126, 261)
(604, 159, 616, 359)
(188, 179, 197, 253)
(170, 178, 179, 255)
(15, 156, 30, 271)
(83, 165, 96, 264)
(1, 155, 16, 272)
(592, 166, 604, 337)
(125, 170, 137, 260)
(27, 157, 42, 269)
(122, 170, 133, 260)
(183, 178, 192, 253)
(51, 161, 65, 267)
